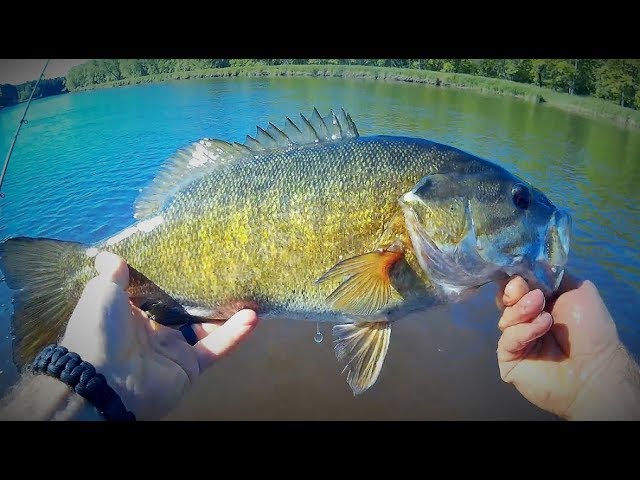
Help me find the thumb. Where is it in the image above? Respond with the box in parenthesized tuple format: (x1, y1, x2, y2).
(61, 253, 132, 359)
(94, 251, 130, 290)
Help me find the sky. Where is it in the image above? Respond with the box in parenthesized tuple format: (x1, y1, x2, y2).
(0, 59, 89, 84)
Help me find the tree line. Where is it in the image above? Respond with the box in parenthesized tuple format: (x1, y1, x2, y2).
(0, 77, 66, 108)
(2, 60, 639, 111)
(65, 59, 640, 110)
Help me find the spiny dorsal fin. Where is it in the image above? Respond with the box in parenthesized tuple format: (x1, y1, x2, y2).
(134, 108, 360, 219)
(243, 107, 359, 153)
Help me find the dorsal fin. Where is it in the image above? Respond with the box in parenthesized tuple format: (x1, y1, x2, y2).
(134, 108, 360, 219)
(241, 107, 359, 153)
(134, 138, 248, 219)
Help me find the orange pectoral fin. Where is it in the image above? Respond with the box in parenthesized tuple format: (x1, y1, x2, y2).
(315, 247, 404, 316)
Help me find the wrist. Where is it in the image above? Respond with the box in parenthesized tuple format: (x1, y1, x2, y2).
(59, 338, 134, 417)
(0, 374, 103, 421)
(44, 376, 105, 421)
(567, 344, 640, 421)
(30, 344, 136, 421)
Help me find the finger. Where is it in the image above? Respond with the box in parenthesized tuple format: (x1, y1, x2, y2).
(497, 312, 553, 360)
(495, 277, 510, 310)
(498, 289, 545, 332)
(191, 321, 225, 340)
(62, 273, 132, 349)
(179, 320, 225, 346)
(95, 251, 129, 290)
(502, 276, 530, 308)
(194, 309, 259, 371)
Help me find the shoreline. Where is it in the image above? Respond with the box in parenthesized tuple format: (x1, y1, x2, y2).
(0, 91, 69, 111)
(9, 65, 640, 130)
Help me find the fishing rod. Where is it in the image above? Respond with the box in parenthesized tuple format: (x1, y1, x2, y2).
(0, 58, 50, 199)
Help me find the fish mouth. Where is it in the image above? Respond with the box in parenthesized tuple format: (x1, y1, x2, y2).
(533, 208, 572, 295)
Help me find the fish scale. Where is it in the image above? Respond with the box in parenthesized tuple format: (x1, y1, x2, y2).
(106, 138, 436, 312)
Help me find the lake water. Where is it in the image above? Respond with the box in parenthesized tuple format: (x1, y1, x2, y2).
(1, 77, 638, 420)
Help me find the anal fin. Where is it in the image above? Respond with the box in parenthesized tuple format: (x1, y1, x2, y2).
(333, 321, 392, 395)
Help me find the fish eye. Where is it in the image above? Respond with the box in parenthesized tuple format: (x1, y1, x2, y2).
(511, 184, 531, 210)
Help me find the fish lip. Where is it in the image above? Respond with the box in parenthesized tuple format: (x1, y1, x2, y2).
(533, 207, 572, 294)
(556, 208, 572, 259)
(532, 261, 565, 295)
(546, 207, 572, 265)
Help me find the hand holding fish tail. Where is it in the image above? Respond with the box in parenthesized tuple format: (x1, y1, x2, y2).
(496, 274, 640, 420)
(0, 252, 258, 421)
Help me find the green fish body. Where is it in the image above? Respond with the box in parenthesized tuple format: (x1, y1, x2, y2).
(0, 108, 572, 394)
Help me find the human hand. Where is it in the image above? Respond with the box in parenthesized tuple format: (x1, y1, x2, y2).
(496, 273, 640, 420)
(59, 251, 259, 420)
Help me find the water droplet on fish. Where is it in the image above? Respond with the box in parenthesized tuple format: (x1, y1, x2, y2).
(551, 266, 557, 274)
(314, 323, 323, 343)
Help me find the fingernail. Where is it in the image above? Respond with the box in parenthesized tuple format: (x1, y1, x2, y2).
(522, 289, 542, 310)
(536, 311, 553, 327)
(504, 282, 516, 301)
(95, 251, 120, 275)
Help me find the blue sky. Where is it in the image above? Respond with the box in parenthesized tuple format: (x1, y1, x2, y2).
(0, 59, 89, 85)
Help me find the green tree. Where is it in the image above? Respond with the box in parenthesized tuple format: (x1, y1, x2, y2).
(118, 59, 146, 78)
(424, 59, 444, 71)
(595, 60, 636, 108)
(230, 59, 256, 67)
(441, 61, 455, 73)
(141, 59, 160, 75)
(574, 59, 599, 95)
(455, 59, 477, 74)
(504, 59, 532, 83)
(530, 59, 551, 87)
(374, 59, 393, 67)
(65, 65, 87, 90)
(475, 59, 500, 78)
(545, 60, 577, 93)
(0, 83, 18, 106)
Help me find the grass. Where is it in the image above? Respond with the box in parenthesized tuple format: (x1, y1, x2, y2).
(73, 65, 640, 130)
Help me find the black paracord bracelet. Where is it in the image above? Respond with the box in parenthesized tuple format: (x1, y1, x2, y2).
(30, 344, 136, 421)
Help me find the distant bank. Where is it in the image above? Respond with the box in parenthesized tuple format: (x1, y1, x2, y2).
(75, 65, 640, 130)
(3, 65, 640, 130)
(0, 77, 67, 109)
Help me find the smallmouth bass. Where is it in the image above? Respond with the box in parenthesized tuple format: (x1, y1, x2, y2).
(0, 108, 571, 395)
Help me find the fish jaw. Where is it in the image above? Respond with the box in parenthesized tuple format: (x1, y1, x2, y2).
(526, 208, 572, 296)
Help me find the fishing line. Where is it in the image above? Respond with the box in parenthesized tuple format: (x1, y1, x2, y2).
(0, 59, 50, 199)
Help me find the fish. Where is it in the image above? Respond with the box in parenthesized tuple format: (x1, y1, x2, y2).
(0, 108, 572, 395)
